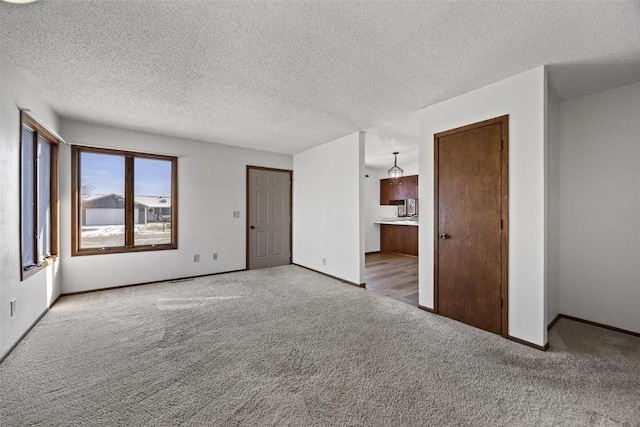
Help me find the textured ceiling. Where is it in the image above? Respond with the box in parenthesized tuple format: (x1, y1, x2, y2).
(1, 1, 639, 168)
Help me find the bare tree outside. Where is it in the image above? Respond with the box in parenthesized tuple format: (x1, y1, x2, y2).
(81, 182, 95, 200)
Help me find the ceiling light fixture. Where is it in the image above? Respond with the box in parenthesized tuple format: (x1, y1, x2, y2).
(388, 152, 403, 184)
(1, 0, 38, 4)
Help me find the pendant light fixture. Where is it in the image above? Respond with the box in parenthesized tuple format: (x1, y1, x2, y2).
(388, 152, 403, 184)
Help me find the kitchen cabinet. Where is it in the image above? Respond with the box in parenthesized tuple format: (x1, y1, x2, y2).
(380, 175, 418, 205)
(399, 175, 418, 200)
(380, 224, 418, 256)
(379, 178, 396, 205)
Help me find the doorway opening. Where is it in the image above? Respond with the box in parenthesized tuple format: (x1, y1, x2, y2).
(364, 157, 419, 307)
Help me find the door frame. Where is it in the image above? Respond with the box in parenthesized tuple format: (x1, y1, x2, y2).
(245, 165, 293, 269)
(433, 115, 509, 338)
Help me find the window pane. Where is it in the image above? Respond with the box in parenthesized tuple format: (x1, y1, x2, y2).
(21, 126, 35, 267)
(134, 158, 172, 246)
(37, 138, 51, 259)
(80, 152, 125, 249)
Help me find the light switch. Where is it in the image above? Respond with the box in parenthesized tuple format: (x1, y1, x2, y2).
(233, 211, 241, 218)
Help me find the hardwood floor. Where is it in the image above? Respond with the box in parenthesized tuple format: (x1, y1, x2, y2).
(365, 252, 418, 306)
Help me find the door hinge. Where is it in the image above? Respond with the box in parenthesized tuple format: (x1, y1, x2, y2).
(500, 140, 504, 152)
(500, 298, 503, 309)
(500, 219, 503, 229)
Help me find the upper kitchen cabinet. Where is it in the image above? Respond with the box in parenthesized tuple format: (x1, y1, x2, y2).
(399, 175, 418, 200)
(380, 175, 418, 205)
(380, 177, 395, 205)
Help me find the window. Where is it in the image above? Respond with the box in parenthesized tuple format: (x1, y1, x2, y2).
(71, 146, 178, 256)
(21, 113, 59, 279)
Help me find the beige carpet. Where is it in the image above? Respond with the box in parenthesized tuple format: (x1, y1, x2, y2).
(1, 265, 638, 426)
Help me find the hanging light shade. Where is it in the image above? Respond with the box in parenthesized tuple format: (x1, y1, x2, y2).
(388, 152, 404, 184)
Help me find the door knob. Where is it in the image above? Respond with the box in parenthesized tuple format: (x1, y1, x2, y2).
(250, 226, 255, 229)
(440, 233, 450, 240)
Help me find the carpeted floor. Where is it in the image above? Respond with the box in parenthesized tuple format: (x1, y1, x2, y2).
(1, 265, 638, 426)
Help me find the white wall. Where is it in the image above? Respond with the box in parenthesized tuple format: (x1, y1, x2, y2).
(0, 53, 62, 359)
(59, 120, 292, 293)
(293, 132, 365, 284)
(364, 161, 420, 253)
(558, 81, 640, 333)
(546, 90, 561, 325)
(398, 160, 420, 178)
(418, 67, 547, 347)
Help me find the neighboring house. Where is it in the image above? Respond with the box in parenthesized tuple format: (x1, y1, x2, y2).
(134, 195, 172, 224)
(82, 194, 171, 226)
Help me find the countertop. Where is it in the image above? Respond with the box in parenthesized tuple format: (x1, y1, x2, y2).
(374, 218, 419, 227)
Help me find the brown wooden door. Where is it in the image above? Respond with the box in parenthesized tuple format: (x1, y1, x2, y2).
(247, 167, 292, 269)
(435, 116, 508, 335)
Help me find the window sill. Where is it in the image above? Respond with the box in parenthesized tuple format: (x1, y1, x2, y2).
(22, 256, 59, 281)
(71, 244, 177, 257)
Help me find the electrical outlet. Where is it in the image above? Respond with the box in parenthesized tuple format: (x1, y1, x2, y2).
(322, 258, 326, 266)
(193, 254, 200, 262)
(233, 211, 240, 218)
(10, 299, 16, 317)
(213, 253, 218, 260)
